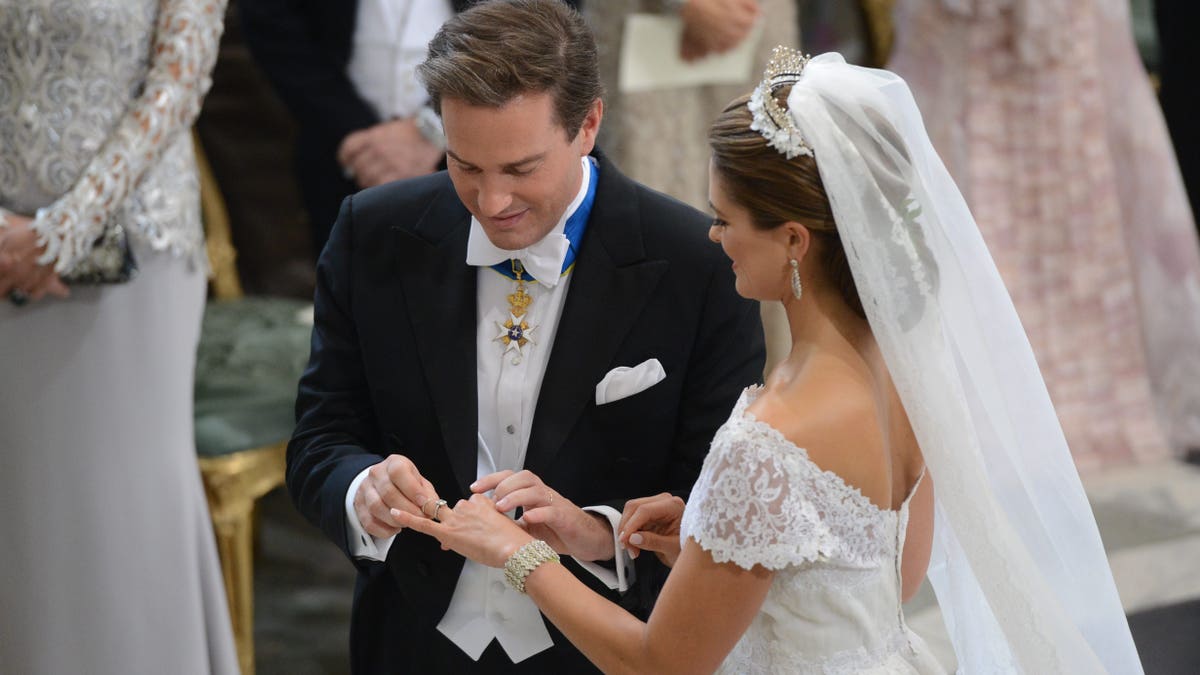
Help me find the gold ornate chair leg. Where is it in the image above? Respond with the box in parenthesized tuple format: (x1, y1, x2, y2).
(199, 442, 288, 675)
(210, 496, 258, 675)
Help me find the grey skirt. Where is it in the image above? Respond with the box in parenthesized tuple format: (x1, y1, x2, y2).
(0, 244, 237, 674)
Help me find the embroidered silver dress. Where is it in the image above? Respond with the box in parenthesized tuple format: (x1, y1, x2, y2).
(0, 1, 236, 673)
(680, 388, 946, 674)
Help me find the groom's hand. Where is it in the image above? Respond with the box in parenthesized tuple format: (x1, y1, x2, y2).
(354, 454, 440, 539)
(471, 470, 615, 562)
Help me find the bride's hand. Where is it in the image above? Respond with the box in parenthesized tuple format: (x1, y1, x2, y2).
(394, 493, 534, 568)
(618, 493, 686, 567)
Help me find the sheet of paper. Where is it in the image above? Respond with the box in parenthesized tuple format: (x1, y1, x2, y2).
(618, 14, 763, 94)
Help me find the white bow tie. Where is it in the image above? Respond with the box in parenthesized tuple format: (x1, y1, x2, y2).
(464, 156, 594, 288)
(465, 223, 571, 288)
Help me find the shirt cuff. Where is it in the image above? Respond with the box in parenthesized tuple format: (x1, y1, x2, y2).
(576, 505, 635, 592)
(345, 467, 396, 561)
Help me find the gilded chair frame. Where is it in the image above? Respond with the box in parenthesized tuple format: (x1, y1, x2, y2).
(195, 131, 288, 675)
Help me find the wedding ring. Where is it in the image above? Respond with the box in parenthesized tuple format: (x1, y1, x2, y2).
(547, 490, 554, 507)
(419, 496, 433, 517)
(431, 499, 448, 522)
(8, 289, 29, 306)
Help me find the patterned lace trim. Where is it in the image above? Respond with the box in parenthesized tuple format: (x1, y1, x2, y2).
(0, 0, 226, 273)
(681, 388, 904, 571)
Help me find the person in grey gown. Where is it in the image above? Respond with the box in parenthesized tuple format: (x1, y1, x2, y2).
(0, 1, 237, 672)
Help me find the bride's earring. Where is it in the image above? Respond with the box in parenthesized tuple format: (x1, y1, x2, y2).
(789, 259, 803, 300)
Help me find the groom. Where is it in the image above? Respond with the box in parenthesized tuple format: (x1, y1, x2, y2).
(287, 0, 764, 672)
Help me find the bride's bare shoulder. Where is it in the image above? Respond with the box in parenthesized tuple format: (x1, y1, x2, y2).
(748, 364, 890, 506)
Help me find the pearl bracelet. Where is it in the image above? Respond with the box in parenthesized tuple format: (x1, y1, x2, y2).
(503, 540, 560, 594)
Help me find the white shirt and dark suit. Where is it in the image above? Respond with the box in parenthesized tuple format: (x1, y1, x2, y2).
(288, 151, 765, 673)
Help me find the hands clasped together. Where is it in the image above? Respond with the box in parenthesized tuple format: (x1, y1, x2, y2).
(337, 118, 443, 189)
(0, 213, 70, 306)
(354, 454, 688, 572)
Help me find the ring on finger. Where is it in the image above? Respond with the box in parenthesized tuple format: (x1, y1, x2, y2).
(547, 490, 554, 507)
(431, 499, 448, 522)
(419, 496, 434, 518)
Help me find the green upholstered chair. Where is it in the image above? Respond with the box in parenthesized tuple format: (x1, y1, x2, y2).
(195, 131, 312, 675)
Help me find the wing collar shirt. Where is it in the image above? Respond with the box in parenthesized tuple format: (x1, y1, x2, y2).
(343, 157, 634, 663)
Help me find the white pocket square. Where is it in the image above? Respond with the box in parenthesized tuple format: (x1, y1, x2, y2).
(595, 358, 666, 405)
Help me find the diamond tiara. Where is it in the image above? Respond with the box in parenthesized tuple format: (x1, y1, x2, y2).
(748, 46, 813, 160)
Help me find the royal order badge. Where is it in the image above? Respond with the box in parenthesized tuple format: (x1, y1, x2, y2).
(495, 261, 537, 363)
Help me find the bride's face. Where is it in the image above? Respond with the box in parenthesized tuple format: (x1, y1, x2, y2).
(707, 166, 793, 302)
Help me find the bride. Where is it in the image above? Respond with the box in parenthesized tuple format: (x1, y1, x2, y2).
(397, 50, 1143, 674)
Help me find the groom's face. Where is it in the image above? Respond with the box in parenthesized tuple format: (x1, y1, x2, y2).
(442, 92, 602, 252)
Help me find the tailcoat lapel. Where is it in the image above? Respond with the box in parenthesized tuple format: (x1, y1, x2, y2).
(392, 189, 480, 496)
(525, 158, 668, 473)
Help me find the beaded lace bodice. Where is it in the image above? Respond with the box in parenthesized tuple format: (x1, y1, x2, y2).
(680, 388, 942, 674)
(0, 0, 225, 273)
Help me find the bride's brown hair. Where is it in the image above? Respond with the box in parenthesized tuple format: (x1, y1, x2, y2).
(708, 90, 864, 318)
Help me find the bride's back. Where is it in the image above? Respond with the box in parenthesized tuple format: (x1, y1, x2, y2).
(683, 344, 942, 673)
(747, 330, 924, 513)
(746, 324, 934, 602)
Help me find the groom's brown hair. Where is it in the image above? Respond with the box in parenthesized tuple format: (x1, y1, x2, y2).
(418, 0, 603, 138)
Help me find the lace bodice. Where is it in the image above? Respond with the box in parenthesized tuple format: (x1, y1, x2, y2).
(0, 0, 225, 273)
(680, 388, 944, 674)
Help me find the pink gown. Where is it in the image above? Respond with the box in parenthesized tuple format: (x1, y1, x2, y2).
(890, 0, 1200, 470)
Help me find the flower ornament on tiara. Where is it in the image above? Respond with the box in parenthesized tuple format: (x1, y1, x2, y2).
(748, 46, 813, 159)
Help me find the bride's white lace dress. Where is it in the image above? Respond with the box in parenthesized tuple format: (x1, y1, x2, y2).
(680, 388, 946, 674)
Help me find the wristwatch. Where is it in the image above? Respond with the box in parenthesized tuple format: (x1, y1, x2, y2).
(415, 105, 446, 151)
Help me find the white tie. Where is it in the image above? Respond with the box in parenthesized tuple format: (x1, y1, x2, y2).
(464, 155, 594, 288)
(465, 223, 571, 287)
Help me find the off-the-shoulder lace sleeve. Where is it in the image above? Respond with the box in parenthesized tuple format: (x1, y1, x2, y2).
(681, 416, 886, 571)
(31, 0, 226, 273)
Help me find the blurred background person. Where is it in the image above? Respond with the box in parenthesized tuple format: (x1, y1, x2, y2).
(586, 0, 797, 373)
(0, 0, 238, 673)
(587, 0, 796, 211)
(240, 0, 582, 257)
(889, 0, 1200, 470)
(1153, 0, 1200, 236)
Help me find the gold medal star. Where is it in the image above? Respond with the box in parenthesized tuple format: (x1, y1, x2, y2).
(495, 313, 537, 356)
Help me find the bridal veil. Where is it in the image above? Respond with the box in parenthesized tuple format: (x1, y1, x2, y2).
(776, 52, 1142, 673)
